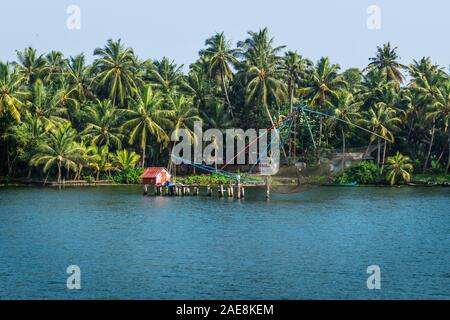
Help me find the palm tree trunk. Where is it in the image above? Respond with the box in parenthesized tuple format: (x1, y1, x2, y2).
(423, 116, 436, 173)
(317, 116, 324, 164)
(364, 139, 373, 158)
(142, 144, 146, 168)
(377, 137, 381, 166)
(264, 103, 289, 163)
(381, 141, 388, 172)
(446, 130, 450, 174)
(288, 81, 294, 159)
(57, 160, 62, 184)
(221, 73, 234, 119)
(341, 126, 346, 170)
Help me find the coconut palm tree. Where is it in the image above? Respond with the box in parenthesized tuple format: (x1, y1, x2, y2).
(408, 60, 445, 172)
(112, 149, 141, 171)
(281, 51, 309, 112)
(184, 69, 215, 112)
(300, 57, 347, 109)
(202, 102, 233, 130)
(200, 32, 239, 117)
(92, 39, 140, 107)
(299, 57, 347, 161)
(28, 79, 66, 131)
(238, 28, 287, 127)
(82, 99, 124, 148)
(51, 81, 79, 121)
(330, 91, 363, 169)
(367, 43, 406, 88)
(30, 124, 84, 183)
(121, 86, 173, 167)
(15, 47, 48, 84)
(385, 152, 413, 185)
(0, 62, 27, 122)
(45, 51, 66, 83)
(428, 82, 450, 173)
(65, 54, 92, 102)
(170, 95, 202, 138)
(145, 57, 185, 98)
(360, 104, 401, 169)
(87, 144, 113, 181)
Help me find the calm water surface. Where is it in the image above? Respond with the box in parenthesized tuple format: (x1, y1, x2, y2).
(0, 186, 449, 299)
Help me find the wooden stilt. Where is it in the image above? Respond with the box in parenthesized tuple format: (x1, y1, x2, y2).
(219, 185, 224, 197)
(144, 184, 148, 195)
(265, 176, 270, 200)
(207, 186, 212, 197)
(241, 187, 245, 198)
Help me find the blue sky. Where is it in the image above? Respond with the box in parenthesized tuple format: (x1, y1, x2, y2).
(1, 0, 449, 71)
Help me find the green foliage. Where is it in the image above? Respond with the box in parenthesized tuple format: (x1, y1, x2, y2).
(335, 161, 382, 184)
(385, 152, 414, 185)
(175, 174, 231, 186)
(110, 167, 144, 184)
(0, 35, 450, 184)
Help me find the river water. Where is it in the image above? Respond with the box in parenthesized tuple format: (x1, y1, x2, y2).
(0, 186, 449, 299)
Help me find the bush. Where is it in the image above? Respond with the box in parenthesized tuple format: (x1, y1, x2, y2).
(175, 173, 231, 186)
(335, 161, 382, 184)
(110, 167, 144, 184)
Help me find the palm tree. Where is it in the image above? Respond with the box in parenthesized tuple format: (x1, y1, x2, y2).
(65, 54, 92, 102)
(121, 86, 173, 167)
(170, 95, 202, 138)
(87, 144, 113, 181)
(45, 51, 66, 83)
(112, 149, 141, 171)
(385, 152, 413, 185)
(330, 91, 363, 169)
(360, 104, 401, 169)
(200, 32, 239, 117)
(82, 99, 124, 148)
(408, 60, 445, 172)
(367, 43, 406, 88)
(300, 57, 347, 161)
(28, 79, 66, 131)
(51, 81, 79, 121)
(202, 102, 233, 129)
(30, 124, 84, 183)
(15, 47, 48, 84)
(428, 82, 450, 173)
(184, 69, 215, 112)
(281, 51, 309, 112)
(300, 57, 347, 108)
(168, 95, 202, 171)
(145, 57, 185, 97)
(0, 62, 27, 122)
(92, 39, 139, 107)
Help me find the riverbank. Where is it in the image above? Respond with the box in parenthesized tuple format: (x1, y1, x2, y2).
(1, 173, 449, 188)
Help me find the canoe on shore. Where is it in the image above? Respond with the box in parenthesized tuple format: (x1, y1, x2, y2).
(321, 182, 358, 187)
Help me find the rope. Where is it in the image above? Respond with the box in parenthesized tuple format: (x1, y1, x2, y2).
(301, 107, 389, 141)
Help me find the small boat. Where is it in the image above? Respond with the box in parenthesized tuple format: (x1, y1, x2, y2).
(322, 181, 357, 187)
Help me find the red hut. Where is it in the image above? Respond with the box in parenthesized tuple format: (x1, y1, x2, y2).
(142, 167, 172, 186)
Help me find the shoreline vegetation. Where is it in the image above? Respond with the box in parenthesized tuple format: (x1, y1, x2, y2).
(1, 28, 450, 187)
(2, 172, 449, 188)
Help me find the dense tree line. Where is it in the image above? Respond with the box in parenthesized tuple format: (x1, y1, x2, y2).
(1, 28, 449, 183)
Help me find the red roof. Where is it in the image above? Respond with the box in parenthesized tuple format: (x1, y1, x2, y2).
(142, 167, 167, 178)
